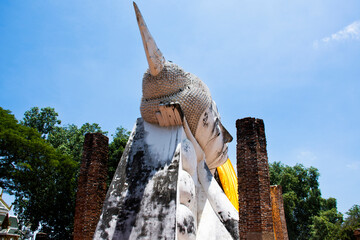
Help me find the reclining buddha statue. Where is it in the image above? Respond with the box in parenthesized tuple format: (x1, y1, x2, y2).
(93, 3, 239, 240)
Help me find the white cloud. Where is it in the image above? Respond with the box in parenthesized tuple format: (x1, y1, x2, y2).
(296, 150, 317, 166)
(346, 161, 360, 170)
(313, 20, 360, 48)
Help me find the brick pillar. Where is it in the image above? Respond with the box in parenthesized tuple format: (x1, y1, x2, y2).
(73, 133, 109, 240)
(237, 117, 275, 240)
(354, 229, 360, 240)
(270, 185, 289, 240)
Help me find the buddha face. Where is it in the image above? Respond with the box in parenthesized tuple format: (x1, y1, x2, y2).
(195, 101, 233, 170)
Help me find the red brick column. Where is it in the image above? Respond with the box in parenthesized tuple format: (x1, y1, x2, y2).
(237, 117, 275, 240)
(73, 133, 109, 240)
(270, 185, 289, 240)
(354, 228, 360, 240)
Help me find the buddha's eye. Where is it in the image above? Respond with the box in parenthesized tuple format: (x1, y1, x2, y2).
(203, 112, 209, 127)
(214, 118, 221, 136)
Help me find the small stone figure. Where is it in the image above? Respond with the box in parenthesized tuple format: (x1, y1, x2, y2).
(93, 3, 238, 240)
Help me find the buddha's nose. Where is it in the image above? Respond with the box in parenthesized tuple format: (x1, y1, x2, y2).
(221, 123, 233, 143)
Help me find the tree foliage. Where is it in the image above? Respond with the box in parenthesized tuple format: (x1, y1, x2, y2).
(47, 123, 105, 164)
(21, 107, 61, 138)
(270, 162, 322, 239)
(270, 162, 360, 240)
(339, 205, 360, 240)
(344, 205, 360, 228)
(0, 106, 125, 239)
(0, 107, 77, 239)
(310, 200, 343, 240)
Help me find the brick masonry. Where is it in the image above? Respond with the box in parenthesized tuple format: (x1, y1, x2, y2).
(73, 133, 109, 240)
(354, 228, 360, 240)
(270, 185, 289, 240)
(237, 117, 275, 240)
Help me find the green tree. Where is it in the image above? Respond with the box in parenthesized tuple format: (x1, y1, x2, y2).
(269, 162, 322, 240)
(344, 205, 360, 228)
(26, 112, 106, 238)
(2, 106, 129, 239)
(321, 197, 338, 211)
(21, 107, 61, 138)
(0, 107, 77, 239)
(1, 107, 110, 238)
(310, 199, 343, 240)
(47, 123, 106, 164)
(339, 205, 360, 240)
(21, 106, 106, 164)
(108, 127, 130, 186)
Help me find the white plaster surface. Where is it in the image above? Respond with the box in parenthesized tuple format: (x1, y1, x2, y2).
(94, 119, 183, 240)
(129, 167, 177, 239)
(180, 138, 197, 176)
(176, 204, 196, 240)
(198, 160, 238, 222)
(197, 199, 233, 240)
(178, 170, 195, 210)
(144, 120, 182, 165)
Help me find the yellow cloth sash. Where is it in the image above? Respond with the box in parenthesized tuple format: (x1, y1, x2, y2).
(216, 159, 239, 211)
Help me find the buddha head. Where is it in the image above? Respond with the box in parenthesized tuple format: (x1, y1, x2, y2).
(134, 3, 233, 169)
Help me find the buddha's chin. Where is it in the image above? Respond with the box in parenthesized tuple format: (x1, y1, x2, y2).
(207, 145, 228, 170)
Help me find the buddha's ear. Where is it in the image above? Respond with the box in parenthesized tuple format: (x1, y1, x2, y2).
(155, 102, 183, 127)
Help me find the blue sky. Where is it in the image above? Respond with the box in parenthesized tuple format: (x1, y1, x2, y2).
(1, 0, 359, 215)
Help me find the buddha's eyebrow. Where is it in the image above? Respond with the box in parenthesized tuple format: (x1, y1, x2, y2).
(211, 103, 220, 119)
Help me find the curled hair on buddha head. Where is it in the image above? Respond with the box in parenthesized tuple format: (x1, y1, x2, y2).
(134, 3, 212, 135)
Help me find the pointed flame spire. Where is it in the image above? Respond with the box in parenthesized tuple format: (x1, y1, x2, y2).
(133, 2, 165, 76)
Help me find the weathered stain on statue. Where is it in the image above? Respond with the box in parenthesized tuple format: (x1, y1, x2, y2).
(177, 214, 196, 235)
